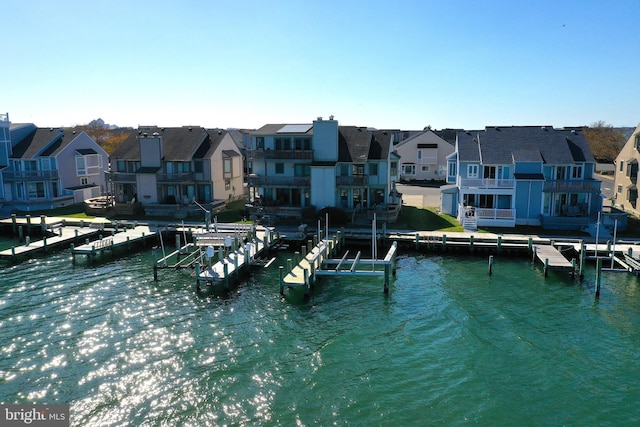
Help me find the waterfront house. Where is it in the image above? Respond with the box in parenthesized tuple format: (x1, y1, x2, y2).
(106, 126, 243, 217)
(246, 117, 401, 221)
(394, 129, 454, 182)
(613, 123, 640, 215)
(0, 113, 108, 211)
(441, 126, 602, 230)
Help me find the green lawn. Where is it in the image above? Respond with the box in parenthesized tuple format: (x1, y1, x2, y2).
(394, 206, 464, 232)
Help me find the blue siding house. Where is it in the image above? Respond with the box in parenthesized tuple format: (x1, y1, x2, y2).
(441, 126, 602, 230)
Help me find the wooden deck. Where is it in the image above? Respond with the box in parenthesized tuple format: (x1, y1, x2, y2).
(196, 227, 276, 287)
(533, 244, 574, 272)
(0, 226, 101, 260)
(71, 225, 156, 258)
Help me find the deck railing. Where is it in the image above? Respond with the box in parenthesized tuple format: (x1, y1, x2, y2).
(474, 208, 515, 219)
(459, 178, 515, 189)
(3, 170, 59, 180)
(248, 150, 313, 161)
(106, 172, 136, 182)
(543, 180, 601, 192)
(336, 175, 368, 186)
(247, 175, 310, 187)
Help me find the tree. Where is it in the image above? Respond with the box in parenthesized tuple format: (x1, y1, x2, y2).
(75, 121, 131, 155)
(582, 121, 626, 163)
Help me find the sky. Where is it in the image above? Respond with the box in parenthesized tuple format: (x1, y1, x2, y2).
(3, 0, 640, 131)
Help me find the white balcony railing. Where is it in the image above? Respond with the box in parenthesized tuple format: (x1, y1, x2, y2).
(474, 208, 515, 220)
(459, 178, 515, 189)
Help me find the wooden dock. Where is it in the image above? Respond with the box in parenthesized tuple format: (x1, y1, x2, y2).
(532, 244, 574, 275)
(279, 231, 398, 297)
(194, 227, 277, 289)
(0, 225, 101, 261)
(71, 225, 156, 262)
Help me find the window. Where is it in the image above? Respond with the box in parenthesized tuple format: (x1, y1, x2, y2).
(256, 137, 264, 149)
(80, 177, 89, 186)
(275, 163, 284, 174)
(421, 165, 430, 172)
(635, 135, 640, 150)
(467, 164, 479, 178)
(225, 179, 231, 190)
(448, 162, 457, 177)
(618, 185, 623, 194)
(340, 164, 349, 176)
(177, 162, 191, 173)
(572, 165, 583, 179)
(76, 154, 102, 176)
(117, 160, 126, 172)
(369, 163, 378, 176)
(390, 161, 398, 176)
(275, 138, 291, 150)
(27, 182, 45, 198)
(294, 137, 311, 150)
(556, 166, 567, 180)
(352, 164, 365, 176)
(402, 164, 415, 175)
(294, 164, 310, 177)
(128, 161, 140, 173)
(483, 166, 496, 179)
(194, 160, 203, 173)
(224, 158, 232, 175)
(620, 161, 624, 172)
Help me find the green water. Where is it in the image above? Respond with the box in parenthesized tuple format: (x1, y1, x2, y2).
(1, 248, 639, 426)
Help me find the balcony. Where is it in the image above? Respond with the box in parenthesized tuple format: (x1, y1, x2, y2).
(3, 170, 59, 181)
(247, 175, 310, 188)
(157, 172, 195, 183)
(336, 175, 367, 186)
(459, 178, 514, 189)
(248, 149, 313, 161)
(106, 172, 136, 183)
(543, 179, 601, 192)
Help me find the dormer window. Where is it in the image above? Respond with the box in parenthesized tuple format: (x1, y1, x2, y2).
(572, 165, 583, 179)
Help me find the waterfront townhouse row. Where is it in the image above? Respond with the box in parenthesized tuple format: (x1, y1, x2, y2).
(0, 113, 108, 211)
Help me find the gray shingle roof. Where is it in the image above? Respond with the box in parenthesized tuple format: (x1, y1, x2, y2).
(457, 126, 595, 165)
(9, 128, 83, 158)
(111, 126, 209, 161)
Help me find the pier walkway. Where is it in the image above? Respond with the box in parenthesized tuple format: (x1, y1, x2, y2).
(71, 225, 156, 261)
(195, 227, 277, 288)
(0, 225, 101, 260)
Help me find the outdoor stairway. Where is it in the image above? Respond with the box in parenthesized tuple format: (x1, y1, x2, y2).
(462, 215, 477, 231)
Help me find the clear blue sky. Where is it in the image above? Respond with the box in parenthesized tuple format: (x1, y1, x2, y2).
(4, 0, 639, 130)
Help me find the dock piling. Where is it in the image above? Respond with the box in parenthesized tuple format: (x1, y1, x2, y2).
(544, 258, 549, 277)
(488, 255, 494, 275)
(152, 247, 158, 281)
(279, 266, 284, 296)
(595, 258, 602, 298)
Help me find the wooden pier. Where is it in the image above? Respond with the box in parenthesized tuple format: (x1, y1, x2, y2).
(0, 225, 102, 261)
(279, 230, 398, 298)
(532, 244, 574, 276)
(193, 226, 278, 290)
(71, 225, 157, 262)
